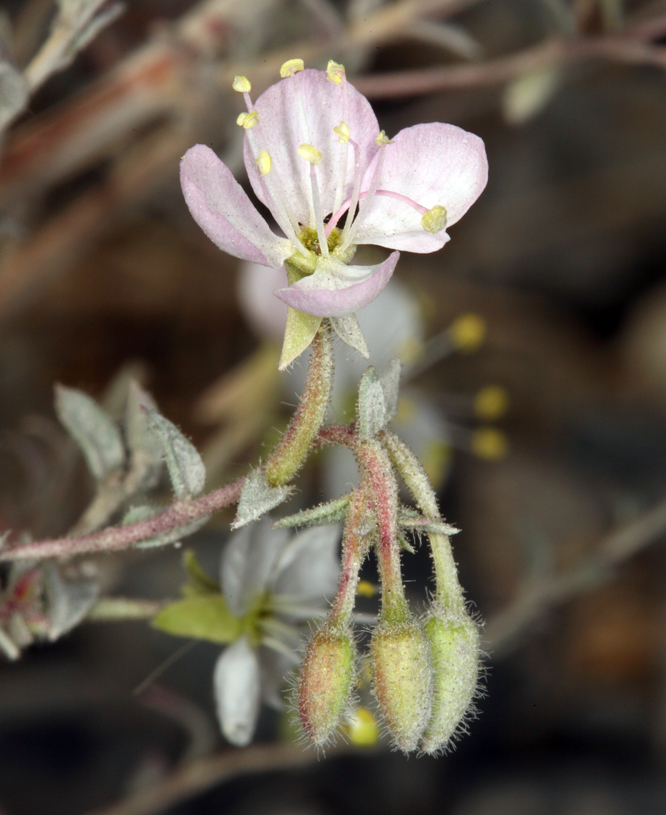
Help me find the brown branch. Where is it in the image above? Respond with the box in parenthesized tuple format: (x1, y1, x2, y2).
(0, 477, 244, 562)
(85, 742, 324, 815)
(486, 497, 666, 656)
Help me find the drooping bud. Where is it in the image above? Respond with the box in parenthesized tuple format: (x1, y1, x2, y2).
(298, 624, 356, 747)
(420, 608, 480, 755)
(370, 618, 433, 753)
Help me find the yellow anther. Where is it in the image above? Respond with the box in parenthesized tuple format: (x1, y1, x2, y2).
(357, 580, 377, 598)
(297, 143, 322, 165)
(326, 60, 346, 84)
(422, 440, 452, 490)
(449, 313, 486, 353)
(421, 204, 448, 234)
(343, 707, 379, 747)
(474, 385, 509, 421)
(232, 75, 251, 93)
(256, 150, 272, 176)
(280, 58, 305, 77)
(471, 428, 509, 461)
(397, 336, 423, 365)
(237, 110, 259, 129)
(375, 130, 393, 146)
(333, 121, 351, 144)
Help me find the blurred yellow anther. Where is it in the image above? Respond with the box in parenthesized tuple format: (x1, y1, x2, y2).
(280, 58, 305, 77)
(326, 60, 346, 84)
(344, 707, 379, 747)
(471, 428, 509, 460)
(237, 110, 259, 129)
(422, 440, 452, 490)
(357, 580, 377, 598)
(333, 121, 351, 144)
(298, 143, 322, 165)
(397, 396, 417, 423)
(232, 75, 251, 93)
(474, 385, 509, 420)
(256, 150, 272, 176)
(375, 130, 393, 146)
(421, 205, 447, 234)
(450, 313, 486, 353)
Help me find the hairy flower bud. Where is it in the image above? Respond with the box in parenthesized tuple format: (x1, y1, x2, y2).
(370, 618, 433, 753)
(298, 624, 356, 747)
(420, 608, 480, 755)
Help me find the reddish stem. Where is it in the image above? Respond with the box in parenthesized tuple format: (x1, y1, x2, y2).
(0, 477, 245, 562)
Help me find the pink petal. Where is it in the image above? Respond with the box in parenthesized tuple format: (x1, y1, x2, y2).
(244, 69, 379, 226)
(274, 251, 399, 318)
(352, 123, 488, 253)
(180, 144, 292, 266)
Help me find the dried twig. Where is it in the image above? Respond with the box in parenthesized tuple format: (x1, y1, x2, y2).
(487, 497, 666, 655)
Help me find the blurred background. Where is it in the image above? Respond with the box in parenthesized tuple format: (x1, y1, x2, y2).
(1, 0, 666, 813)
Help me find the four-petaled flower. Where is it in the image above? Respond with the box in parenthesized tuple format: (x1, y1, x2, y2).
(180, 59, 488, 367)
(213, 518, 340, 746)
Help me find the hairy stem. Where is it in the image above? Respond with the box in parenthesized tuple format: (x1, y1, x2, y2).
(0, 477, 244, 562)
(265, 324, 334, 487)
(381, 430, 464, 612)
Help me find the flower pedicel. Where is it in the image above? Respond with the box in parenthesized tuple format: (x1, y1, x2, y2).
(180, 59, 488, 368)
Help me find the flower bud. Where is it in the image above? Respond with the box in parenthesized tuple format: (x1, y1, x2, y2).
(370, 618, 433, 753)
(420, 608, 480, 755)
(298, 624, 355, 747)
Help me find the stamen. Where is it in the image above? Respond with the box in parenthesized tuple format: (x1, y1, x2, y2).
(326, 60, 346, 84)
(280, 58, 305, 77)
(232, 75, 251, 93)
(333, 121, 350, 144)
(237, 110, 259, 129)
(299, 144, 329, 256)
(375, 130, 393, 146)
(298, 143, 322, 165)
(340, 137, 362, 246)
(333, 73, 350, 214)
(256, 149, 272, 176)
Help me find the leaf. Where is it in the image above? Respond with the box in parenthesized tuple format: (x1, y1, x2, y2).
(232, 470, 292, 529)
(124, 382, 163, 489)
(182, 549, 220, 597)
(145, 410, 206, 499)
(379, 358, 401, 423)
(357, 367, 386, 441)
(273, 493, 352, 528)
(55, 385, 125, 480)
(502, 65, 563, 125)
(152, 595, 242, 644)
(43, 564, 100, 642)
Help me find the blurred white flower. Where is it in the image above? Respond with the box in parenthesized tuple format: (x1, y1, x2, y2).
(214, 518, 340, 745)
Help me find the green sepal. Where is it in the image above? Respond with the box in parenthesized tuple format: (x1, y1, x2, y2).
(273, 493, 352, 529)
(397, 531, 415, 554)
(181, 549, 220, 597)
(279, 308, 322, 371)
(152, 595, 241, 643)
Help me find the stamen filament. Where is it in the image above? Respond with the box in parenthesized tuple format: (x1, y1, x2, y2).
(340, 138, 362, 247)
(309, 164, 329, 256)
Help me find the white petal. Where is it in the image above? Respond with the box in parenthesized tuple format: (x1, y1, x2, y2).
(273, 525, 341, 607)
(213, 637, 262, 746)
(221, 518, 290, 617)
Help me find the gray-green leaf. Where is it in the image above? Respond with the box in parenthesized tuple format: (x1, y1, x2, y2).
(232, 470, 292, 529)
(145, 410, 205, 499)
(55, 385, 125, 480)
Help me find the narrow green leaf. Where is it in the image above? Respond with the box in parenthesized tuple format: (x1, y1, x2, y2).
(152, 595, 242, 643)
(273, 494, 352, 528)
(145, 410, 206, 499)
(357, 367, 386, 440)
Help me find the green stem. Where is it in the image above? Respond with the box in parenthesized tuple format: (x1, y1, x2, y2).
(265, 323, 334, 487)
(330, 482, 372, 628)
(359, 440, 410, 624)
(381, 430, 465, 612)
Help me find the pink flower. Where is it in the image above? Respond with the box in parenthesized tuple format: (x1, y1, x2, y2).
(180, 60, 487, 365)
